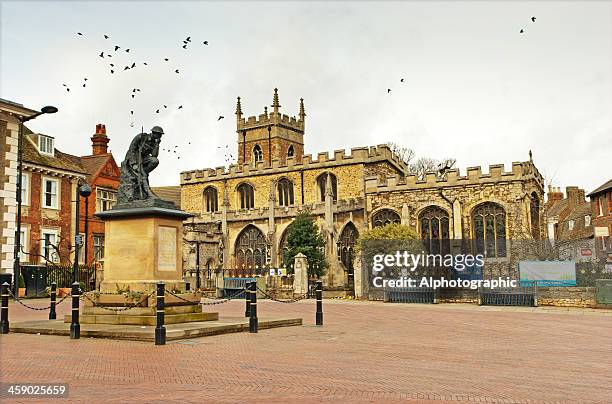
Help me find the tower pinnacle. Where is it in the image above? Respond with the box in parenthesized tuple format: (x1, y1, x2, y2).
(272, 88, 281, 114)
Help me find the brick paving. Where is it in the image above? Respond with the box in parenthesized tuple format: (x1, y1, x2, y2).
(1, 297, 611, 403)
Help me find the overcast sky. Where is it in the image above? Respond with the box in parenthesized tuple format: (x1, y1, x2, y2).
(1, 1, 610, 193)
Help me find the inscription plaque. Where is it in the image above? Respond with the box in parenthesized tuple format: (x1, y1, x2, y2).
(158, 226, 177, 271)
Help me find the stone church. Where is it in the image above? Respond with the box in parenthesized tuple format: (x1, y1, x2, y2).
(180, 89, 545, 291)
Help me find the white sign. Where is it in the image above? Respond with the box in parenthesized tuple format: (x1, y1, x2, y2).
(519, 261, 576, 286)
(595, 227, 609, 237)
(269, 268, 276, 276)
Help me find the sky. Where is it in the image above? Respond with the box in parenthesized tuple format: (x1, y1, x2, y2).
(1, 1, 610, 193)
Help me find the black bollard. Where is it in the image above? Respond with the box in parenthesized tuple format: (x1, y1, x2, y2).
(316, 281, 323, 326)
(185, 281, 190, 292)
(249, 281, 257, 333)
(49, 282, 57, 320)
(244, 281, 251, 317)
(155, 282, 166, 345)
(70, 282, 80, 339)
(1, 282, 9, 334)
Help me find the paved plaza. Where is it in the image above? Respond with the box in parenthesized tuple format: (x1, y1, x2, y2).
(1, 298, 611, 403)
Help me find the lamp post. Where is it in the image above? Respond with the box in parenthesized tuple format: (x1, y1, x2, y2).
(73, 181, 92, 284)
(12, 106, 58, 299)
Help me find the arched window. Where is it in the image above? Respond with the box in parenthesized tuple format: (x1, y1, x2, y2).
(287, 145, 295, 157)
(237, 183, 254, 209)
(530, 192, 540, 239)
(419, 206, 450, 254)
(253, 144, 263, 163)
(278, 224, 293, 267)
(472, 202, 506, 258)
(372, 209, 401, 228)
(235, 225, 267, 269)
(203, 186, 218, 213)
(338, 222, 358, 287)
(277, 178, 294, 206)
(317, 173, 337, 202)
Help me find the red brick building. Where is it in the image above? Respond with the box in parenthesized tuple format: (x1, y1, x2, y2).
(588, 179, 612, 261)
(77, 124, 120, 264)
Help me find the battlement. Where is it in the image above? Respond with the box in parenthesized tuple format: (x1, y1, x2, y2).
(236, 88, 305, 133)
(364, 160, 545, 193)
(181, 144, 407, 184)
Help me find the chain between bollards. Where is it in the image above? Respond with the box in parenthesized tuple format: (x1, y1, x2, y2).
(70, 282, 80, 339)
(249, 281, 257, 333)
(155, 282, 166, 345)
(245, 281, 251, 318)
(49, 282, 57, 320)
(1, 282, 9, 334)
(315, 281, 323, 326)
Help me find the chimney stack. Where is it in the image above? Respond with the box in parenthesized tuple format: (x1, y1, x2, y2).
(566, 186, 585, 207)
(547, 185, 564, 203)
(91, 123, 109, 155)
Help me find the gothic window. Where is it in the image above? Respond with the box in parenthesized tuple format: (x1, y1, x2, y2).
(287, 145, 295, 157)
(419, 206, 450, 255)
(253, 144, 263, 163)
(203, 186, 218, 213)
(530, 192, 540, 239)
(372, 209, 401, 228)
(472, 202, 507, 258)
(338, 222, 358, 286)
(278, 224, 293, 267)
(277, 178, 294, 206)
(237, 183, 254, 209)
(317, 173, 337, 202)
(235, 225, 267, 269)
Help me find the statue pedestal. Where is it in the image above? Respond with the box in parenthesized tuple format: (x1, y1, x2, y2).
(97, 207, 193, 294)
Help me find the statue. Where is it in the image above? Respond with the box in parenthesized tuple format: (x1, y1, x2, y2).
(116, 126, 176, 209)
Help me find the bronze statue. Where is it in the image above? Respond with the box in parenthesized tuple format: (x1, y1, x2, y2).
(116, 126, 175, 209)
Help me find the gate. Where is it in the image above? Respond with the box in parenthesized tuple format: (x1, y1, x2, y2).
(21, 264, 96, 296)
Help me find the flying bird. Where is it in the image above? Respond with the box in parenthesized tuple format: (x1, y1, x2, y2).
(131, 62, 136, 68)
(110, 70, 114, 74)
(164, 58, 169, 61)
(520, 29, 524, 33)
(131, 94, 135, 98)
(186, 36, 191, 42)
(124, 66, 130, 70)
(114, 45, 120, 51)
(84, 78, 88, 81)
(104, 34, 109, 39)
(531, 16, 536, 22)
(82, 84, 86, 88)
(175, 69, 179, 74)
(203, 41, 208, 45)
(125, 49, 130, 53)
(156, 109, 160, 113)
(143, 62, 148, 66)
(163, 105, 167, 108)
(77, 32, 83, 36)
(110, 63, 114, 67)
(218, 116, 224, 121)
(99, 52, 104, 58)
(182, 44, 187, 49)
(178, 105, 183, 109)
(387, 89, 391, 93)
(400, 78, 404, 82)
(130, 111, 133, 115)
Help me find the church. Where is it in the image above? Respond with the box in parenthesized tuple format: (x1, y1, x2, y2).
(179, 89, 545, 293)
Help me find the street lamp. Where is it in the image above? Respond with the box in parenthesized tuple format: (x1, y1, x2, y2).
(73, 182, 92, 284)
(12, 106, 58, 299)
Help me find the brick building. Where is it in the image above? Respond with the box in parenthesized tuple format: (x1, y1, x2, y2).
(77, 124, 120, 264)
(588, 179, 612, 261)
(180, 89, 545, 291)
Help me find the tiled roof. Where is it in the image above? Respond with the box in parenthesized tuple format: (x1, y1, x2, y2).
(152, 186, 181, 207)
(23, 127, 86, 174)
(80, 154, 112, 180)
(587, 179, 612, 197)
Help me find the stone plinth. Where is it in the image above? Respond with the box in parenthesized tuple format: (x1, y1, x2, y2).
(96, 207, 193, 294)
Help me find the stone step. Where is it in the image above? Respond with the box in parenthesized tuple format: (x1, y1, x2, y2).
(64, 311, 218, 326)
(82, 304, 203, 316)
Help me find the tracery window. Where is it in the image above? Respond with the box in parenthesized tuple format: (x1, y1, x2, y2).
(237, 183, 254, 209)
(419, 206, 450, 255)
(253, 144, 263, 163)
(317, 173, 337, 202)
(338, 222, 358, 286)
(203, 186, 218, 213)
(372, 209, 401, 228)
(472, 202, 507, 258)
(235, 225, 267, 269)
(277, 178, 294, 206)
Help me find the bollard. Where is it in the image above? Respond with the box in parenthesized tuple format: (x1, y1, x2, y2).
(244, 281, 251, 317)
(316, 281, 323, 326)
(185, 281, 190, 292)
(1, 282, 9, 334)
(155, 282, 166, 345)
(49, 282, 57, 320)
(249, 281, 257, 333)
(70, 282, 80, 339)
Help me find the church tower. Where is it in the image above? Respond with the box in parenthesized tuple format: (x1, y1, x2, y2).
(236, 88, 305, 166)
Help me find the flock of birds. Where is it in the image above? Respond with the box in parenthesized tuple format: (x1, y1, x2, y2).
(386, 16, 538, 95)
(63, 32, 227, 161)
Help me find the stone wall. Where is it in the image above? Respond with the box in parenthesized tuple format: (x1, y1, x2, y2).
(537, 287, 597, 308)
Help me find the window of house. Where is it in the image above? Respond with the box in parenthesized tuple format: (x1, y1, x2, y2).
(277, 178, 294, 206)
(585, 215, 591, 227)
(203, 187, 218, 212)
(19, 228, 28, 262)
(39, 135, 54, 156)
(93, 235, 105, 261)
(568, 220, 574, 231)
(253, 144, 263, 163)
(237, 183, 255, 209)
(20, 173, 29, 205)
(96, 188, 117, 212)
(41, 229, 59, 262)
(42, 178, 59, 209)
(598, 196, 604, 216)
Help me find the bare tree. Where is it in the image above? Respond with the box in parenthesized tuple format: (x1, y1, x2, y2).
(386, 142, 415, 165)
(408, 157, 457, 180)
